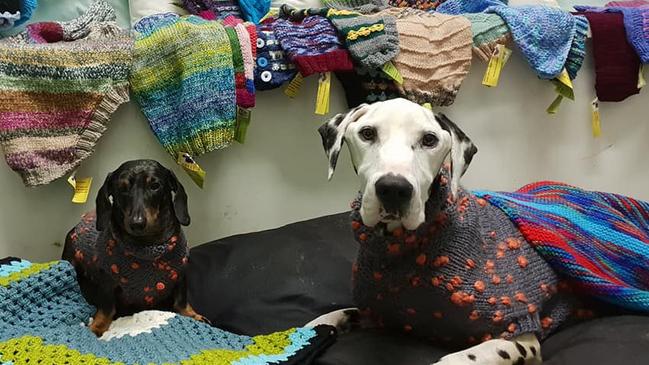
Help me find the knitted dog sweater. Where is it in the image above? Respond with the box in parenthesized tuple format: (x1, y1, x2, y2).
(130, 13, 237, 159)
(0, 259, 336, 365)
(374, 7, 472, 106)
(463, 13, 512, 63)
(0, 0, 132, 187)
(351, 173, 574, 348)
(66, 211, 188, 308)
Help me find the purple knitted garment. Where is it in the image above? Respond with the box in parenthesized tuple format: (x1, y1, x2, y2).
(575, 2, 649, 62)
(272, 15, 354, 77)
(350, 171, 577, 348)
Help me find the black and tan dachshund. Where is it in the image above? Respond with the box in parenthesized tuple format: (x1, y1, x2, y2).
(62, 160, 207, 336)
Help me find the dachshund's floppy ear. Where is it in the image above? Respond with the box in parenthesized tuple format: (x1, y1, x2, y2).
(96, 172, 113, 232)
(435, 113, 478, 198)
(168, 169, 190, 226)
(317, 104, 369, 180)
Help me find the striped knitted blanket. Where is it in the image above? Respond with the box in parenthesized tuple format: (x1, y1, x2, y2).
(0, 258, 335, 365)
(474, 182, 649, 312)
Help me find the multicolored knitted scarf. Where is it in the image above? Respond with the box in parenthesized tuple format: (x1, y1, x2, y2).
(130, 13, 237, 160)
(0, 0, 132, 187)
(0, 258, 336, 364)
(474, 183, 649, 312)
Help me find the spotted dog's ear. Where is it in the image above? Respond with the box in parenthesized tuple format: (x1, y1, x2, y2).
(317, 104, 369, 180)
(436, 113, 478, 198)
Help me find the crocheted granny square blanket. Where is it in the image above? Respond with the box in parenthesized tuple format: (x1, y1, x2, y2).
(475, 183, 649, 312)
(0, 259, 335, 365)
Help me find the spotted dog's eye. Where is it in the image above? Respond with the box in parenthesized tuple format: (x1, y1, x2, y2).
(359, 127, 376, 142)
(422, 133, 438, 147)
(150, 182, 161, 191)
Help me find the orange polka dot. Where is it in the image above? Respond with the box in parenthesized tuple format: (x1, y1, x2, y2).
(406, 308, 417, 316)
(405, 235, 417, 246)
(487, 296, 497, 305)
(492, 275, 501, 285)
(110, 264, 119, 274)
(496, 250, 505, 259)
(465, 259, 476, 269)
(527, 304, 537, 314)
(373, 272, 383, 281)
(517, 256, 529, 268)
(501, 296, 511, 306)
(359, 233, 368, 242)
(387, 243, 401, 255)
(473, 280, 486, 293)
(431, 276, 442, 287)
(450, 292, 465, 306)
(170, 236, 178, 243)
(131, 262, 140, 270)
(74, 250, 84, 262)
(506, 274, 514, 284)
(451, 276, 463, 287)
(143, 286, 151, 292)
(410, 276, 421, 287)
(433, 311, 443, 319)
(446, 283, 455, 292)
(507, 238, 521, 250)
(351, 221, 361, 230)
(492, 311, 504, 323)
(432, 256, 450, 267)
(485, 260, 495, 273)
(156, 282, 166, 291)
(489, 231, 497, 238)
(392, 227, 404, 237)
(507, 323, 517, 333)
(416, 253, 427, 266)
(477, 198, 487, 207)
(481, 333, 493, 342)
(515, 292, 528, 303)
(497, 242, 507, 251)
(469, 310, 480, 320)
(541, 316, 553, 329)
(144, 296, 154, 305)
(462, 294, 476, 305)
(169, 270, 178, 281)
(403, 324, 413, 332)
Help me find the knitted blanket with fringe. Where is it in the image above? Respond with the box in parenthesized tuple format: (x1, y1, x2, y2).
(475, 183, 649, 312)
(0, 258, 335, 365)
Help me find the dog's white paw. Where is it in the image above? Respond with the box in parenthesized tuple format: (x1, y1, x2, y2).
(304, 308, 359, 333)
(432, 334, 541, 365)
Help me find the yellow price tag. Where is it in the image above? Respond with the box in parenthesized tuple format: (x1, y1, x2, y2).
(422, 103, 432, 110)
(177, 152, 206, 189)
(482, 44, 511, 87)
(235, 107, 252, 144)
(638, 65, 646, 89)
(67, 174, 92, 204)
(591, 97, 601, 137)
(382, 61, 403, 85)
(546, 94, 563, 114)
(315, 72, 331, 115)
(284, 73, 304, 99)
(551, 68, 574, 101)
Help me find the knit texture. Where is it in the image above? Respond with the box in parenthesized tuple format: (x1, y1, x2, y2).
(580, 12, 640, 101)
(388, 0, 440, 10)
(335, 65, 400, 107)
(222, 17, 257, 109)
(564, 15, 589, 80)
(464, 13, 512, 62)
(239, 0, 271, 23)
(575, 2, 649, 63)
(324, 0, 389, 13)
(130, 13, 236, 159)
(0, 1, 132, 187)
(254, 17, 298, 90)
(475, 183, 649, 312)
(66, 211, 189, 308)
(0, 259, 336, 365)
(182, 0, 243, 19)
(13, 0, 36, 26)
(436, 0, 505, 15)
(326, 8, 400, 69)
(486, 5, 585, 79)
(351, 171, 573, 348)
(273, 15, 354, 77)
(376, 7, 472, 106)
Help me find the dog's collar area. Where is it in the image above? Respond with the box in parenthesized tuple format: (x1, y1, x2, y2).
(111, 230, 188, 261)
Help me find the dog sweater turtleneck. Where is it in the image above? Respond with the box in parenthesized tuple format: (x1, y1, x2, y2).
(350, 172, 576, 348)
(67, 211, 189, 308)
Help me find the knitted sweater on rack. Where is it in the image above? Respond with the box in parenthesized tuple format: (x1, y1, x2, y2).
(351, 173, 574, 348)
(0, 258, 335, 365)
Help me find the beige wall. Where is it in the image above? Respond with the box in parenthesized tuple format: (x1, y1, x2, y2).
(1, 51, 648, 262)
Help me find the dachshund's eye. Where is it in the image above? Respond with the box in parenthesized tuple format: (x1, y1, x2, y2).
(150, 182, 161, 191)
(422, 133, 438, 147)
(359, 127, 376, 142)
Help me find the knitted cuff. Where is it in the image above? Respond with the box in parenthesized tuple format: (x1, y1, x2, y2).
(325, 0, 388, 13)
(564, 15, 589, 80)
(605, 0, 649, 6)
(60, 0, 116, 40)
(293, 49, 354, 76)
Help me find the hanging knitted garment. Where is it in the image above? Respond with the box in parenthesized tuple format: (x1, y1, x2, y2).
(351, 171, 575, 348)
(130, 13, 236, 159)
(273, 15, 354, 77)
(0, 259, 336, 365)
(475, 183, 649, 312)
(238, 0, 271, 23)
(486, 5, 588, 79)
(222, 17, 256, 108)
(463, 13, 511, 62)
(579, 12, 640, 101)
(182, 0, 243, 20)
(254, 17, 298, 90)
(436, 0, 506, 15)
(335, 65, 400, 107)
(387, 0, 440, 10)
(0, 0, 132, 187)
(374, 7, 472, 106)
(575, 2, 649, 63)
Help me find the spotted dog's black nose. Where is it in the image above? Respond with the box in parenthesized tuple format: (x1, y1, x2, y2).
(375, 174, 413, 215)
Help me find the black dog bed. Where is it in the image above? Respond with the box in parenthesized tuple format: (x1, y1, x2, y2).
(188, 213, 649, 365)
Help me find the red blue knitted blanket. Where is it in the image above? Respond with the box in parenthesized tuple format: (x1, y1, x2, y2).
(474, 182, 649, 312)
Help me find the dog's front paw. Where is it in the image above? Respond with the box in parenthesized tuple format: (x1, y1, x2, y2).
(89, 320, 111, 337)
(192, 314, 212, 325)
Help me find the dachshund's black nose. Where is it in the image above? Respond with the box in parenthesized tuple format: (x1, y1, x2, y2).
(129, 216, 146, 232)
(375, 174, 413, 215)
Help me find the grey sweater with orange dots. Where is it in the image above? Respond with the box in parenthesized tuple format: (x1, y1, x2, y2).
(67, 211, 188, 308)
(350, 174, 577, 348)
